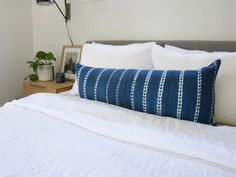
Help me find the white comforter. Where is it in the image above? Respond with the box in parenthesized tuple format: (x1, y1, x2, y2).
(0, 93, 236, 177)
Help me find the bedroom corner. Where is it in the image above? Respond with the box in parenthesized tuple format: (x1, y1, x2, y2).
(0, 0, 33, 106)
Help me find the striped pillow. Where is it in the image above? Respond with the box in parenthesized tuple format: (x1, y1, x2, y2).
(75, 60, 221, 125)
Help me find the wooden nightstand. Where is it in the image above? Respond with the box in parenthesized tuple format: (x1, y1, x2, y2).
(23, 80, 74, 96)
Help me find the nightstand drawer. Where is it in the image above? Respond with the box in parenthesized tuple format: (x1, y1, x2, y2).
(23, 80, 74, 96)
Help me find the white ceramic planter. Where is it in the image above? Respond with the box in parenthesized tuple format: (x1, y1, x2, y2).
(38, 65, 54, 81)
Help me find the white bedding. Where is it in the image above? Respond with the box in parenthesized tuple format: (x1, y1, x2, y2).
(0, 93, 236, 177)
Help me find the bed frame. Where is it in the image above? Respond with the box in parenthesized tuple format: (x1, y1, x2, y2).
(87, 40, 236, 52)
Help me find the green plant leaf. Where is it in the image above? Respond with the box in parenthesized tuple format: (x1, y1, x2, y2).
(26, 61, 33, 64)
(45, 52, 54, 59)
(44, 52, 56, 63)
(26, 51, 56, 72)
(36, 51, 46, 59)
(29, 74, 38, 81)
(32, 60, 39, 73)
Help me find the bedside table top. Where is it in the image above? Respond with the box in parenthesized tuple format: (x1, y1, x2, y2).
(23, 80, 74, 96)
(23, 80, 74, 89)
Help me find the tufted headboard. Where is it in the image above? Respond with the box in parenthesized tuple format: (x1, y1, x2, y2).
(86, 40, 236, 52)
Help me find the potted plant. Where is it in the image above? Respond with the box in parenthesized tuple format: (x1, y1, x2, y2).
(25, 51, 56, 81)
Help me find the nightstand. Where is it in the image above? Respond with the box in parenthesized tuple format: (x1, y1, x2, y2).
(23, 80, 74, 96)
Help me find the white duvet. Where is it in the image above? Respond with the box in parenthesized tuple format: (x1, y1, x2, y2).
(0, 93, 236, 177)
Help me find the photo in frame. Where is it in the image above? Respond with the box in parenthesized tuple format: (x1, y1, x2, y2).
(60, 45, 82, 80)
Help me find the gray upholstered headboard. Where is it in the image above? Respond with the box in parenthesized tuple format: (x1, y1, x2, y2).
(86, 40, 236, 52)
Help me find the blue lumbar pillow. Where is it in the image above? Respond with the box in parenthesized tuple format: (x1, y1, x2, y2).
(75, 60, 221, 125)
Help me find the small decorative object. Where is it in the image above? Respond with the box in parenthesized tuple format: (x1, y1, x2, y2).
(61, 45, 82, 80)
(56, 72, 65, 83)
(25, 51, 56, 81)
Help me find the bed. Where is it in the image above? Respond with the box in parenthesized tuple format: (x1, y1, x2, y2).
(0, 40, 236, 177)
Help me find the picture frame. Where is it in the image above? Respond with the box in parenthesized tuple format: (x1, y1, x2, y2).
(60, 45, 82, 80)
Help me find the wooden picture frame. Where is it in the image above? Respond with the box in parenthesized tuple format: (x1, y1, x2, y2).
(60, 45, 82, 80)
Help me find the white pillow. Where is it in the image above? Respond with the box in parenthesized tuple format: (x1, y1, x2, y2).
(80, 42, 158, 69)
(70, 42, 163, 95)
(165, 45, 208, 54)
(165, 45, 231, 55)
(66, 83, 78, 96)
(152, 48, 236, 126)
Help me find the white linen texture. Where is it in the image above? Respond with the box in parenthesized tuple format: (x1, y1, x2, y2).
(0, 93, 235, 177)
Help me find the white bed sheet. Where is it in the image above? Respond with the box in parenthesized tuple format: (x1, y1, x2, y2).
(0, 93, 236, 177)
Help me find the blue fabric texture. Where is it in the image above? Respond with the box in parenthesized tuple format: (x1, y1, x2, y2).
(75, 60, 221, 125)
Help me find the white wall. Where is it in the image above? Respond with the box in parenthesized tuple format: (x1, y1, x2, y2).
(32, 0, 236, 70)
(0, 1, 232, 104)
(0, 0, 33, 105)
